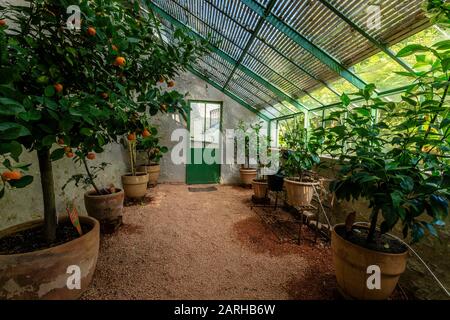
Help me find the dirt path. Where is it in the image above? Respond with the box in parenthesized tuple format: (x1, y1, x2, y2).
(82, 184, 335, 300)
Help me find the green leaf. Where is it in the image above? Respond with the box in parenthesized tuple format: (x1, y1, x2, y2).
(50, 148, 66, 161)
(0, 97, 25, 115)
(42, 135, 55, 147)
(0, 141, 22, 161)
(44, 85, 55, 97)
(80, 128, 93, 136)
(397, 44, 430, 57)
(341, 93, 351, 107)
(0, 122, 31, 140)
(8, 175, 33, 188)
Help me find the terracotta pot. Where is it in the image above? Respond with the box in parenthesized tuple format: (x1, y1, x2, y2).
(239, 168, 257, 185)
(84, 189, 124, 233)
(121, 172, 149, 199)
(284, 178, 319, 206)
(252, 179, 268, 199)
(138, 164, 160, 187)
(331, 224, 408, 300)
(0, 216, 99, 300)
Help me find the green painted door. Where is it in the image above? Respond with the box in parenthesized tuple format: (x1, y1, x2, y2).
(186, 101, 222, 184)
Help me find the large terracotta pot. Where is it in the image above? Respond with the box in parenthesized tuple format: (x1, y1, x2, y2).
(121, 172, 149, 199)
(284, 178, 319, 206)
(252, 179, 268, 199)
(331, 224, 408, 300)
(239, 168, 257, 185)
(0, 216, 99, 300)
(84, 189, 124, 233)
(138, 164, 160, 187)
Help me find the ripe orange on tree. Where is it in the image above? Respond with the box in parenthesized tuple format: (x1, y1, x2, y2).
(66, 152, 74, 158)
(57, 137, 65, 145)
(127, 132, 136, 141)
(114, 56, 126, 67)
(1, 170, 22, 181)
(112, 44, 118, 51)
(87, 152, 96, 160)
(101, 92, 109, 100)
(0, 19, 6, 26)
(54, 83, 63, 93)
(87, 26, 96, 36)
(158, 75, 164, 83)
(167, 80, 175, 88)
(142, 129, 151, 138)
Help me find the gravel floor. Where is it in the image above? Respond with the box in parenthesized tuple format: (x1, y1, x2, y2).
(81, 184, 335, 300)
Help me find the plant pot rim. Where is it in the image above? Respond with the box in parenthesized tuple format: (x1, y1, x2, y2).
(139, 163, 160, 167)
(84, 189, 124, 198)
(0, 216, 99, 258)
(122, 172, 149, 177)
(284, 177, 320, 186)
(240, 167, 257, 171)
(333, 223, 409, 256)
(252, 179, 268, 184)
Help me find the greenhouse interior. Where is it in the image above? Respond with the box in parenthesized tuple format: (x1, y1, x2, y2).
(0, 0, 450, 305)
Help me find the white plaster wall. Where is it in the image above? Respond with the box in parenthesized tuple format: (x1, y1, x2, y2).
(0, 71, 266, 229)
(149, 71, 266, 185)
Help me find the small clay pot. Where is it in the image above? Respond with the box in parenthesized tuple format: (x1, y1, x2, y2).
(138, 164, 160, 187)
(239, 168, 257, 185)
(84, 189, 124, 233)
(122, 172, 149, 199)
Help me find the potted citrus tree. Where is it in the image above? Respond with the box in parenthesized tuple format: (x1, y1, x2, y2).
(283, 118, 320, 206)
(0, 0, 109, 299)
(0, 0, 207, 299)
(325, 18, 450, 298)
(236, 120, 257, 185)
(122, 127, 150, 199)
(251, 121, 270, 200)
(137, 127, 169, 187)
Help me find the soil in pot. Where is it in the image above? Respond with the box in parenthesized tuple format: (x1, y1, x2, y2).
(335, 225, 407, 254)
(0, 220, 92, 255)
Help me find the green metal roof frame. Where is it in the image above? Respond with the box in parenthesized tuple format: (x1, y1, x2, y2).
(146, 0, 430, 121)
(148, 1, 309, 115)
(240, 0, 367, 90)
(202, 0, 340, 102)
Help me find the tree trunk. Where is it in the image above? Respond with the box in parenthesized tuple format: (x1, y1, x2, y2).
(366, 208, 379, 243)
(37, 148, 57, 243)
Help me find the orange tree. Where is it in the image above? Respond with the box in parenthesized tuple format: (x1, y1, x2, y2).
(0, 0, 207, 242)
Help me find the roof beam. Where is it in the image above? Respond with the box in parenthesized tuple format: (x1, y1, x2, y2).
(223, 0, 277, 89)
(175, 0, 308, 108)
(187, 67, 271, 121)
(148, 1, 308, 114)
(203, 0, 341, 100)
(272, 84, 416, 122)
(316, 0, 415, 73)
(196, 56, 284, 117)
(241, 0, 367, 90)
